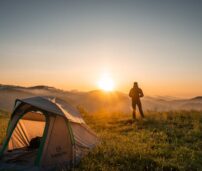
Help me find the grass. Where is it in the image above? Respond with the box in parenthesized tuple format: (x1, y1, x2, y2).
(0, 110, 9, 144)
(76, 111, 202, 171)
(0, 110, 202, 170)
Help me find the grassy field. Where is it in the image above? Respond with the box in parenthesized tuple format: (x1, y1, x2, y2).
(1, 110, 202, 170)
(76, 111, 202, 171)
(0, 110, 9, 145)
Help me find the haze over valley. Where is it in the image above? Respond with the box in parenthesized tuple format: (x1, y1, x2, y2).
(0, 84, 201, 114)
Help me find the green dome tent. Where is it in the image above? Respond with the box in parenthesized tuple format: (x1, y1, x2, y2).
(0, 96, 98, 171)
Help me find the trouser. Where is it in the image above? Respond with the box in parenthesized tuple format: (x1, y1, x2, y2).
(132, 99, 144, 119)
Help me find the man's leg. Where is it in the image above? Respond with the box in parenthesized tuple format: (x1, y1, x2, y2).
(132, 108, 136, 120)
(132, 102, 136, 120)
(137, 100, 144, 118)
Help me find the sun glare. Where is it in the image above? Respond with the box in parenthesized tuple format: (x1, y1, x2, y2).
(98, 74, 115, 91)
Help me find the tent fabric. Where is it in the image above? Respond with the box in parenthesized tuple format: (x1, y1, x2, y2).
(0, 96, 98, 171)
(71, 122, 99, 148)
(17, 96, 84, 123)
(41, 116, 72, 169)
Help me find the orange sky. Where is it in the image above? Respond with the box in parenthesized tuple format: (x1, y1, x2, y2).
(0, 1, 202, 97)
(1, 70, 202, 98)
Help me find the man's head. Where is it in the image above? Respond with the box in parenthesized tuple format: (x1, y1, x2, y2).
(133, 82, 138, 88)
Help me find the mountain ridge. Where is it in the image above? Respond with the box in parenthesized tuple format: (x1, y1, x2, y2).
(0, 84, 201, 113)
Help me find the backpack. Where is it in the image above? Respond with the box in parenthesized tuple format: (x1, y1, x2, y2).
(29, 136, 42, 149)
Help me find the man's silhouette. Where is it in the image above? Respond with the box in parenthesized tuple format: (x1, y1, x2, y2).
(129, 82, 144, 119)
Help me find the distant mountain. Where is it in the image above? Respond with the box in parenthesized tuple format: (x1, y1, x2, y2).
(191, 96, 202, 100)
(28, 85, 54, 89)
(0, 84, 202, 114)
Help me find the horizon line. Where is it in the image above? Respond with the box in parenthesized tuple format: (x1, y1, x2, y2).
(0, 83, 200, 99)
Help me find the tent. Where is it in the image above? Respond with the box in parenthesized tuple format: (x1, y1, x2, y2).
(0, 96, 98, 171)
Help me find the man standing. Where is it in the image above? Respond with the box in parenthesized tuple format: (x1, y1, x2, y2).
(129, 82, 144, 120)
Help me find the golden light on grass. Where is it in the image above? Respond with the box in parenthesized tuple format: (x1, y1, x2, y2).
(98, 73, 115, 92)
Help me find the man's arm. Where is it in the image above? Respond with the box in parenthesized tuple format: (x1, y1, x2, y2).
(139, 89, 144, 98)
(129, 89, 133, 98)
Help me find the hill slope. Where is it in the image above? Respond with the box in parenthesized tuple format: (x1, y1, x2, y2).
(0, 84, 202, 114)
(75, 111, 202, 171)
(1, 110, 202, 170)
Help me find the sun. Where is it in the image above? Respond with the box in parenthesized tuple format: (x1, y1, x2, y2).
(98, 74, 115, 91)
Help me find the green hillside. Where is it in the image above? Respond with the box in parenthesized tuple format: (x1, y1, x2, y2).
(1, 110, 202, 170)
(76, 111, 202, 171)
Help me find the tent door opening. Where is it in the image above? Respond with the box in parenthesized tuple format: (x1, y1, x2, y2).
(2, 111, 47, 165)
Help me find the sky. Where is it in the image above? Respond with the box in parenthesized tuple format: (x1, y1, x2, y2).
(0, 0, 201, 97)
